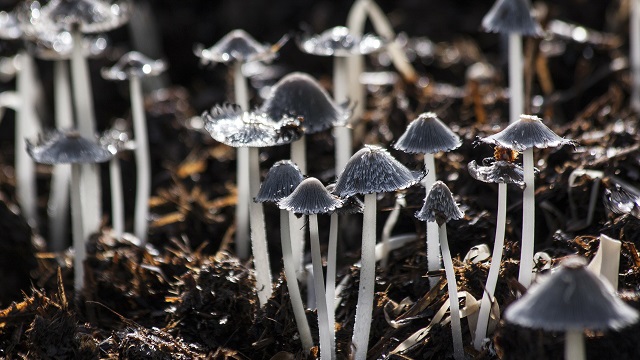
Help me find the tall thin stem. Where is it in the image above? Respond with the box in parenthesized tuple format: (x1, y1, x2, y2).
(346, 0, 369, 120)
(424, 153, 440, 288)
(280, 210, 313, 352)
(70, 164, 85, 292)
(291, 135, 307, 175)
(381, 195, 402, 268)
(508, 34, 523, 124)
(234, 62, 250, 259)
(289, 211, 306, 278)
(632, 0, 640, 112)
(351, 193, 377, 360)
(519, 148, 535, 288)
(309, 214, 333, 359)
(130, 75, 150, 244)
(474, 183, 507, 350)
(249, 147, 272, 306)
(440, 223, 464, 360)
(109, 157, 124, 239)
(565, 329, 586, 360)
(327, 212, 338, 350)
(334, 56, 351, 176)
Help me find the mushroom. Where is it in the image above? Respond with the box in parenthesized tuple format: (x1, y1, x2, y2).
(415, 181, 465, 360)
(279, 177, 343, 360)
(393, 112, 461, 286)
(504, 256, 639, 360)
(195, 29, 287, 260)
(468, 155, 527, 350)
(480, 114, 574, 288)
(333, 144, 420, 360)
(203, 104, 303, 306)
(255, 160, 312, 353)
(297, 26, 386, 175)
(482, 0, 542, 124)
(102, 51, 167, 244)
(27, 130, 114, 292)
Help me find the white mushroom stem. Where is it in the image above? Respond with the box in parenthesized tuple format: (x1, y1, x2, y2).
(439, 222, 464, 360)
(565, 329, 586, 360)
(351, 193, 377, 360)
(16, 51, 39, 227)
(70, 164, 85, 292)
(71, 28, 101, 239)
(130, 75, 151, 244)
(109, 157, 124, 239)
(346, 0, 369, 120)
(334, 56, 351, 175)
(291, 135, 307, 175)
(424, 153, 441, 288)
(381, 195, 404, 268)
(309, 213, 333, 359)
(280, 209, 313, 352)
(519, 147, 535, 288)
(49, 60, 73, 250)
(234, 62, 250, 259)
(632, 0, 640, 112)
(474, 182, 507, 350)
(327, 212, 339, 351)
(587, 234, 621, 290)
(289, 211, 306, 278)
(0, 91, 19, 122)
(248, 147, 272, 306)
(508, 34, 523, 124)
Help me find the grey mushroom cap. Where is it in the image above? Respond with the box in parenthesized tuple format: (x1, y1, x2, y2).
(0, 11, 22, 40)
(481, 0, 543, 37)
(334, 145, 422, 197)
(603, 183, 640, 218)
(27, 130, 114, 164)
(195, 29, 286, 65)
(260, 72, 351, 133)
(468, 160, 528, 188)
(202, 104, 303, 148)
(101, 51, 166, 80)
(416, 181, 464, 225)
(37, 0, 131, 34)
(393, 112, 462, 154)
(480, 115, 575, 151)
(297, 26, 387, 57)
(504, 257, 639, 331)
(255, 160, 304, 203)
(278, 177, 344, 215)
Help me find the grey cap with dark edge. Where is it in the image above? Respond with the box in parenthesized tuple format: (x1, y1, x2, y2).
(393, 112, 462, 155)
(415, 181, 464, 226)
(333, 145, 422, 198)
(260, 72, 351, 133)
(504, 256, 639, 331)
(194, 29, 286, 65)
(277, 177, 344, 215)
(481, 0, 543, 37)
(27, 130, 114, 164)
(468, 160, 528, 188)
(37, 0, 131, 34)
(479, 115, 574, 152)
(101, 51, 166, 81)
(297, 26, 388, 57)
(255, 160, 304, 203)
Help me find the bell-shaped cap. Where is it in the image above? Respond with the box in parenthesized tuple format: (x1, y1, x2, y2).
(27, 130, 114, 164)
(504, 257, 639, 331)
(38, 0, 131, 34)
(603, 182, 640, 218)
(202, 104, 303, 148)
(480, 115, 574, 151)
(255, 160, 304, 203)
(393, 112, 462, 154)
(195, 29, 287, 65)
(260, 72, 350, 133)
(297, 26, 387, 57)
(278, 177, 344, 215)
(101, 51, 167, 81)
(0, 11, 22, 40)
(416, 181, 464, 226)
(468, 160, 528, 188)
(334, 145, 422, 197)
(481, 0, 543, 37)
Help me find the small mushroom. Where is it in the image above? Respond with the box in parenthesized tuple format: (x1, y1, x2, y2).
(504, 257, 639, 360)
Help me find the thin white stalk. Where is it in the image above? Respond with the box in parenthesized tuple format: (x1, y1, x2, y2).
(280, 210, 313, 352)
(130, 75, 151, 244)
(381, 195, 403, 268)
(49, 60, 73, 250)
(291, 135, 307, 175)
(519, 148, 535, 288)
(334, 57, 351, 176)
(248, 147, 272, 306)
(16, 51, 38, 227)
(309, 214, 333, 359)
(327, 212, 339, 351)
(306, 262, 316, 310)
(0, 91, 20, 122)
(70, 164, 85, 292)
(289, 211, 306, 279)
(439, 223, 464, 360)
(565, 329, 586, 360)
(234, 62, 250, 259)
(346, 0, 369, 120)
(424, 153, 441, 288)
(508, 34, 523, 124)
(71, 28, 101, 238)
(351, 193, 377, 360)
(632, 0, 640, 112)
(587, 234, 621, 290)
(474, 183, 507, 350)
(109, 157, 124, 239)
